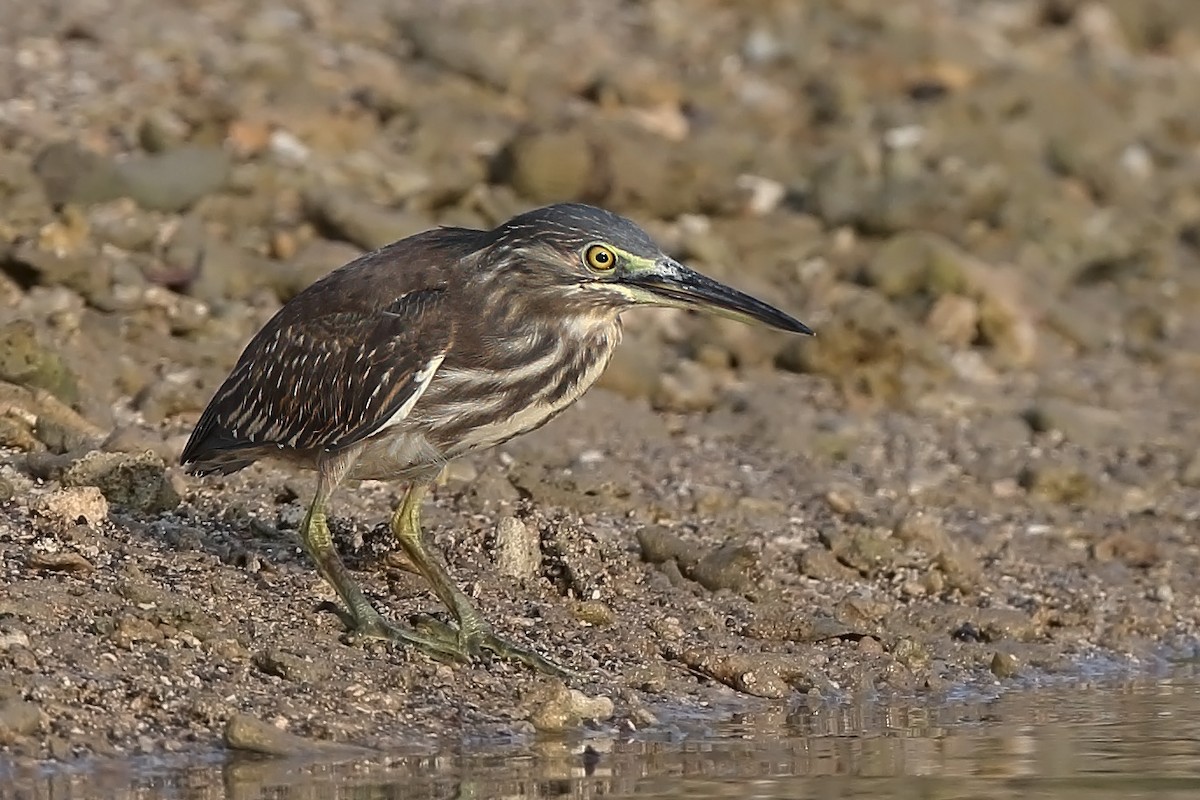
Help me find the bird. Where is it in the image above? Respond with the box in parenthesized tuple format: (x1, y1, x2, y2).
(181, 203, 813, 676)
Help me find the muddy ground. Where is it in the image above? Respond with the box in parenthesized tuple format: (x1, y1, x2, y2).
(1, 0, 1200, 770)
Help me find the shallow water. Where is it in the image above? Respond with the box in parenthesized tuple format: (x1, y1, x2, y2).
(6, 668, 1200, 799)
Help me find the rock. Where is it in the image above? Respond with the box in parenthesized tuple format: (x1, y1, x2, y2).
(2, 238, 113, 304)
(924, 294, 980, 347)
(0, 381, 104, 451)
(0, 627, 31, 651)
(494, 126, 596, 204)
(1181, 452, 1200, 488)
(223, 713, 371, 757)
(689, 543, 758, 593)
(862, 232, 1038, 366)
(0, 320, 78, 404)
(1091, 531, 1158, 568)
(106, 613, 164, 649)
(138, 109, 190, 153)
(26, 551, 94, 573)
(667, 648, 826, 699)
(133, 371, 208, 423)
(252, 649, 331, 684)
(115, 147, 232, 212)
(0, 476, 13, 503)
(893, 513, 983, 593)
(891, 638, 930, 670)
(61, 451, 180, 514)
(32, 486, 108, 529)
(990, 651, 1020, 679)
(571, 600, 615, 627)
(822, 527, 901, 578)
(742, 603, 858, 643)
(493, 515, 541, 580)
(775, 285, 949, 406)
(32, 142, 126, 207)
(1022, 398, 1128, 449)
(651, 359, 721, 413)
(522, 680, 614, 732)
(637, 526, 698, 569)
(0, 700, 41, 743)
(796, 547, 858, 581)
(160, 222, 282, 303)
(595, 331, 665, 400)
(32, 142, 230, 212)
(1019, 462, 1096, 505)
(304, 187, 433, 251)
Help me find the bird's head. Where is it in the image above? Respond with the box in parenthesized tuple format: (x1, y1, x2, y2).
(481, 203, 814, 335)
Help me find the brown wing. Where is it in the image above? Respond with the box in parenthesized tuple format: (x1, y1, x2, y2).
(181, 288, 452, 474)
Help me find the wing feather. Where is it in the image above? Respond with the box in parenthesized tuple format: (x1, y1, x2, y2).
(181, 288, 451, 474)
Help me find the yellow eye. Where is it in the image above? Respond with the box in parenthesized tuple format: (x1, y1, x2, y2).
(585, 244, 617, 271)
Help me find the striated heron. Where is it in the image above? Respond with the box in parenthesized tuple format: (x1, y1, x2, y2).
(181, 203, 812, 676)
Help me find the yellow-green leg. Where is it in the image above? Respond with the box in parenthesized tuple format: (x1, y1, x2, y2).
(391, 483, 574, 677)
(298, 468, 461, 663)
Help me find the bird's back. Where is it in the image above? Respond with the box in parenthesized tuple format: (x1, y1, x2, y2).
(180, 227, 487, 475)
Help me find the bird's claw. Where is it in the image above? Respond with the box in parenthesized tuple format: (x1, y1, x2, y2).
(414, 614, 580, 679)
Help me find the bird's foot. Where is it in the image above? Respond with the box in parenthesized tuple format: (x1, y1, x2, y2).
(414, 614, 580, 680)
(351, 614, 466, 665)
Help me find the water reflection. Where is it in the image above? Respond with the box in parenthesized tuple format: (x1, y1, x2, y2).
(5, 671, 1200, 799)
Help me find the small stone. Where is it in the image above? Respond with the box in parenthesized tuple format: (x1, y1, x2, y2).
(637, 526, 698, 569)
(495, 127, 595, 204)
(651, 359, 720, 413)
(114, 147, 232, 212)
(253, 649, 330, 684)
(1091, 531, 1158, 568)
(33, 486, 108, 529)
(990, 651, 1020, 679)
(523, 680, 614, 732)
(304, 187, 432, 251)
(223, 713, 370, 757)
(138, 109, 190, 153)
(493, 515, 541, 580)
(924, 293, 979, 348)
(26, 551, 94, 573)
(0, 628, 31, 651)
(796, 547, 857, 581)
(669, 648, 826, 699)
(0, 700, 41, 743)
(0, 320, 78, 404)
(62, 450, 180, 514)
(107, 613, 164, 649)
(1019, 463, 1095, 505)
(226, 119, 273, 157)
(1179, 453, 1200, 488)
(571, 600, 615, 627)
(891, 638, 929, 670)
(1023, 398, 1127, 449)
(689, 543, 758, 593)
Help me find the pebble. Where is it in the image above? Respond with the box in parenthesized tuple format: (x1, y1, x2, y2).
(252, 649, 331, 684)
(523, 681, 614, 733)
(493, 515, 542, 580)
(61, 450, 180, 514)
(0, 700, 41, 742)
(223, 713, 371, 757)
(32, 486, 108, 529)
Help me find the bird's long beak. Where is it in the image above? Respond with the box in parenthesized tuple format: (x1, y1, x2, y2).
(621, 259, 814, 335)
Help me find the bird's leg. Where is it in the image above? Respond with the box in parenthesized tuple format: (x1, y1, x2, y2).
(390, 483, 574, 677)
(299, 462, 462, 663)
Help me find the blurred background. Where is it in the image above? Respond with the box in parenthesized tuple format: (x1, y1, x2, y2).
(2, 0, 1200, 794)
